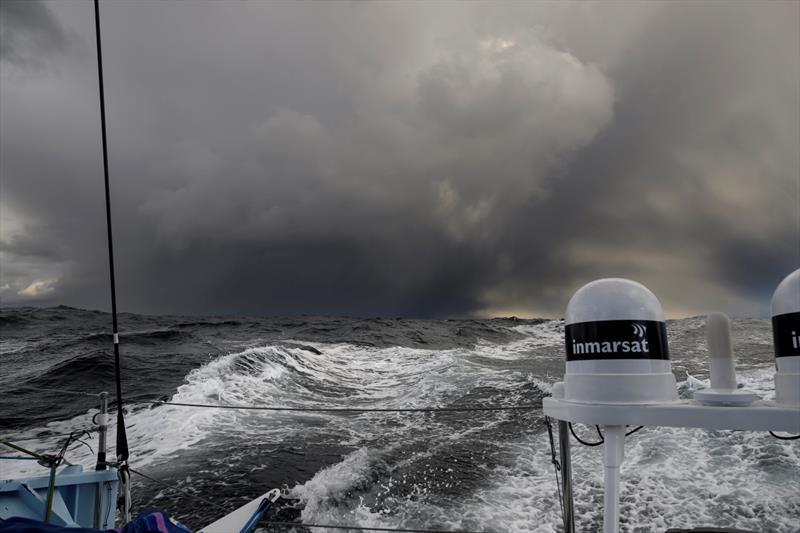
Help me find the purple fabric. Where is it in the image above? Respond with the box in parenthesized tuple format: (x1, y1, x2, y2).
(0, 510, 190, 533)
(116, 510, 191, 533)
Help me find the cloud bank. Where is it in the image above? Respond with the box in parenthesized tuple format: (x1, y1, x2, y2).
(1, 1, 798, 318)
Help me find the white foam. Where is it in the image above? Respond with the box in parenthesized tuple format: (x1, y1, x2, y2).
(6, 322, 795, 532)
(508, 320, 565, 351)
(281, 365, 798, 532)
(288, 448, 391, 524)
(3, 330, 546, 479)
(452, 366, 799, 532)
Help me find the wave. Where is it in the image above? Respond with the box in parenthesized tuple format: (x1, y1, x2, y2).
(284, 367, 798, 533)
(1, 331, 551, 476)
(0, 315, 27, 326)
(3, 317, 794, 532)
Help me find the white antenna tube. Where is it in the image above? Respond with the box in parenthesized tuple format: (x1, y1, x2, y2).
(707, 312, 737, 390)
(694, 313, 758, 406)
(603, 425, 625, 533)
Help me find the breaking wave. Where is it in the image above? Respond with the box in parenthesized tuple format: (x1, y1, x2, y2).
(1, 310, 796, 531)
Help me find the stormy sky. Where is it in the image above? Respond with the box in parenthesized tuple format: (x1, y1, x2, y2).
(1, 0, 798, 318)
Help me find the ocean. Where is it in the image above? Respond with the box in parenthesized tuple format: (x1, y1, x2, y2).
(1, 306, 797, 532)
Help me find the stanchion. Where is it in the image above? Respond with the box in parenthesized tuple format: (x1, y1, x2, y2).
(557, 420, 575, 533)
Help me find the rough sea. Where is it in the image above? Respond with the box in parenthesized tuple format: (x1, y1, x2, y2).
(1, 307, 798, 532)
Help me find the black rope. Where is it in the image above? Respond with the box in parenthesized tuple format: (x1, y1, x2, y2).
(568, 423, 603, 447)
(55, 431, 83, 465)
(543, 417, 565, 522)
(567, 423, 644, 447)
(150, 400, 540, 413)
(625, 426, 644, 437)
(769, 431, 800, 440)
(93, 0, 128, 464)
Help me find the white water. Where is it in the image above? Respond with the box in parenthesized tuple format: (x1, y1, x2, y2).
(285, 367, 799, 533)
(3, 320, 798, 532)
(4, 327, 546, 475)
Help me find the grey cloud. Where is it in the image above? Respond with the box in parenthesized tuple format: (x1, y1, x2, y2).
(0, 0, 67, 65)
(0, 1, 797, 318)
(482, 0, 800, 317)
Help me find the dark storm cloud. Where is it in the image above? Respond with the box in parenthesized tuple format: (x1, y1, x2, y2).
(0, 0, 67, 65)
(476, 0, 800, 317)
(0, 231, 65, 260)
(1, 1, 797, 317)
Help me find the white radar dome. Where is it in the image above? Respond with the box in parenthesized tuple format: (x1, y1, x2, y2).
(563, 278, 677, 405)
(772, 268, 800, 317)
(566, 278, 665, 324)
(771, 268, 800, 406)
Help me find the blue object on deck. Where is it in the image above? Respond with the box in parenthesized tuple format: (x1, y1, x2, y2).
(0, 465, 118, 528)
(237, 498, 273, 533)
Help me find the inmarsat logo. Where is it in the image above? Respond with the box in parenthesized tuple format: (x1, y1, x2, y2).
(772, 312, 800, 357)
(571, 322, 650, 355)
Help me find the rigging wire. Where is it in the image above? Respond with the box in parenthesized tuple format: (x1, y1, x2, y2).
(149, 399, 540, 412)
(7, 385, 100, 397)
(1, 383, 539, 411)
(5, 401, 794, 531)
(93, 0, 129, 465)
(124, 466, 230, 513)
(1, 431, 92, 466)
(0, 440, 47, 460)
(0, 428, 98, 445)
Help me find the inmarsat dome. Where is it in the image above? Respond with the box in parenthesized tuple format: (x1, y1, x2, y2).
(772, 268, 800, 318)
(566, 278, 665, 324)
(563, 278, 677, 404)
(771, 268, 800, 405)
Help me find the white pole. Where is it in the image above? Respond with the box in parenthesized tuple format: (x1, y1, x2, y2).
(558, 420, 576, 533)
(707, 313, 736, 390)
(603, 425, 625, 533)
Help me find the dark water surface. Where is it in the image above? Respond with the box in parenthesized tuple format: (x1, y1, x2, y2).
(1, 307, 796, 532)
